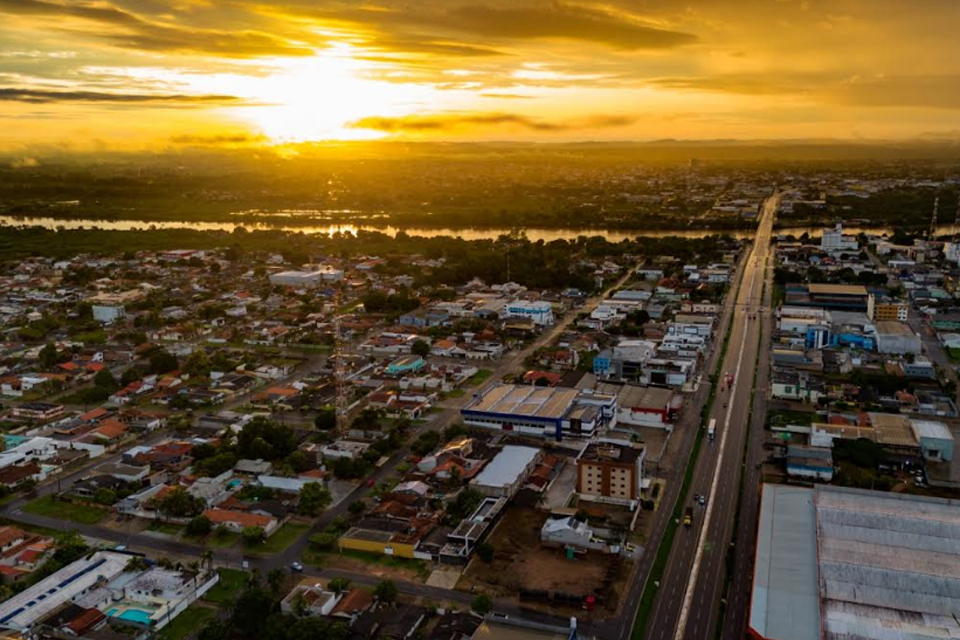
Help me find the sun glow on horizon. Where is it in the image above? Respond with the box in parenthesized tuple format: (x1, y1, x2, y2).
(220, 44, 440, 142)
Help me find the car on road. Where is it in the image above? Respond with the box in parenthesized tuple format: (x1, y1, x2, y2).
(683, 506, 693, 527)
(698, 495, 706, 507)
(290, 561, 304, 572)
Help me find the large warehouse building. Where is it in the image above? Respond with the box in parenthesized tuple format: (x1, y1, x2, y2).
(461, 384, 617, 440)
(750, 484, 960, 640)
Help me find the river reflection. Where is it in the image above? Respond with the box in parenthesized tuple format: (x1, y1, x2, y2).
(0, 215, 945, 242)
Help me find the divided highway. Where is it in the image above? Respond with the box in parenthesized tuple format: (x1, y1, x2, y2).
(641, 192, 778, 640)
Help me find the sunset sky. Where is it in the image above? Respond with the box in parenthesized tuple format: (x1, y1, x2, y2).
(2, 0, 960, 149)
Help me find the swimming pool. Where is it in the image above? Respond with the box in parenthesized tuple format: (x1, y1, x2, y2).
(106, 608, 154, 625)
(226, 479, 242, 490)
(3, 435, 26, 449)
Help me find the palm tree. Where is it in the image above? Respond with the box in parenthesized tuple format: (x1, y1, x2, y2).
(328, 577, 350, 596)
(200, 549, 214, 572)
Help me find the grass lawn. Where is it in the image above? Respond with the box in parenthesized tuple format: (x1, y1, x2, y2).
(446, 388, 466, 399)
(303, 547, 430, 580)
(157, 605, 215, 640)
(24, 495, 106, 525)
(337, 548, 430, 580)
(947, 347, 960, 364)
(203, 568, 247, 604)
(467, 369, 493, 386)
(147, 521, 184, 535)
(247, 523, 309, 555)
(205, 530, 240, 549)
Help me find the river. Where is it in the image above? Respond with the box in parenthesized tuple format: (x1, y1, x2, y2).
(0, 214, 950, 243)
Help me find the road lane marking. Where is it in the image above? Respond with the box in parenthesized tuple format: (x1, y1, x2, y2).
(670, 201, 774, 640)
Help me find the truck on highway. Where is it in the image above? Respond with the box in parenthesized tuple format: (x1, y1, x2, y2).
(707, 418, 716, 442)
(683, 506, 693, 527)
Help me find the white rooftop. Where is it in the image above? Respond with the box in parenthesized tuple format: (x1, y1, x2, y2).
(0, 551, 129, 631)
(471, 445, 539, 491)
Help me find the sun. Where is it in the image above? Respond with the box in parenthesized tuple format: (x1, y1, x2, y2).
(226, 44, 433, 142)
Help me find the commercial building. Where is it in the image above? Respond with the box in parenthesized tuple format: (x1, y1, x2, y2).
(268, 270, 323, 288)
(749, 484, 960, 640)
(784, 283, 870, 312)
(472, 617, 589, 639)
(871, 300, 909, 322)
(875, 320, 922, 355)
(385, 355, 425, 375)
(11, 402, 64, 422)
(92, 304, 126, 324)
(470, 445, 542, 498)
(593, 340, 657, 380)
(911, 419, 955, 462)
(461, 384, 617, 440)
(595, 382, 682, 430)
(820, 223, 859, 253)
(504, 301, 554, 326)
(576, 440, 645, 505)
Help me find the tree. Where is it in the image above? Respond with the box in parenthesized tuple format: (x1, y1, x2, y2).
(328, 577, 350, 596)
(373, 579, 398, 603)
(93, 487, 117, 505)
(267, 568, 285, 595)
(237, 417, 297, 460)
(314, 407, 337, 431)
(297, 482, 332, 517)
(39, 342, 60, 368)
(411, 339, 430, 357)
(471, 593, 493, 615)
(476, 542, 495, 564)
(121, 365, 143, 385)
(290, 590, 309, 618)
(149, 350, 179, 374)
(183, 350, 212, 378)
(308, 532, 338, 550)
(242, 526, 265, 546)
(348, 500, 366, 517)
(286, 450, 310, 473)
(93, 368, 118, 391)
(124, 556, 148, 572)
(155, 486, 205, 518)
(186, 515, 213, 537)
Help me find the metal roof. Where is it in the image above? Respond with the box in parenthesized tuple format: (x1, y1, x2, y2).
(751, 484, 960, 640)
(750, 484, 821, 640)
(471, 445, 540, 490)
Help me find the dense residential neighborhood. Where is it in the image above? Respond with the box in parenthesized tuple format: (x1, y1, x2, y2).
(0, 165, 959, 640)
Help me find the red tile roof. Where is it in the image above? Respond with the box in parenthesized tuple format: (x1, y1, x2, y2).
(203, 508, 274, 528)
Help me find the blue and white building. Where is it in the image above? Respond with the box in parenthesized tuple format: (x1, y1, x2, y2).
(504, 300, 554, 326)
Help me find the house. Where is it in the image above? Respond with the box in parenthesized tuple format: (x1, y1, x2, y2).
(329, 589, 374, 620)
(0, 462, 43, 488)
(202, 508, 279, 535)
(280, 581, 341, 617)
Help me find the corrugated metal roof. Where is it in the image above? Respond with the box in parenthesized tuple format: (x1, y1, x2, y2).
(749, 484, 820, 640)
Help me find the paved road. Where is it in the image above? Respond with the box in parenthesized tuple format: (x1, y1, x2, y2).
(640, 192, 777, 640)
(588, 235, 756, 640)
(720, 211, 776, 640)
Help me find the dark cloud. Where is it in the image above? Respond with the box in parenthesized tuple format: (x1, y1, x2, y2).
(443, 3, 696, 50)
(0, 87, 243, 104)
(270, 1, 695, 53)
(349, 112, 635, 132)
(649, 73, 960, 109)
(0, 0, 316, 57)
(169, 132, 268, 144)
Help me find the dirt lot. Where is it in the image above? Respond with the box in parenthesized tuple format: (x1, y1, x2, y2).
(458, 506, 631, 613)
